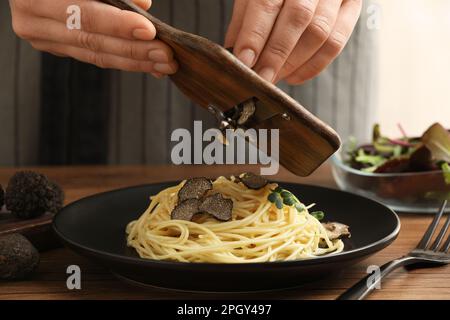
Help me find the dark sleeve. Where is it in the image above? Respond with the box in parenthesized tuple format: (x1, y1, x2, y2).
(40, 55, 111, 165)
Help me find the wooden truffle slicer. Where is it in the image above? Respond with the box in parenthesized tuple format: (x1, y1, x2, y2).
(99, 0, 341, 176)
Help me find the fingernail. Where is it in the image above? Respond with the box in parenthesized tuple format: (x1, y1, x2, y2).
(148, 49, 170, 63)
(153, 63, 173, 74)
(237, 49, 256, 68)
(259, 67, 275, 82)
(133, 28, 154, 40)
(151, 72, 165, 79)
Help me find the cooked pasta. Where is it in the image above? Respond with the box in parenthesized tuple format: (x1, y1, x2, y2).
(126, 176, 344, 263)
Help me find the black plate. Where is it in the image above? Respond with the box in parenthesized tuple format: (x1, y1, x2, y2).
(53, 182, 400, 292)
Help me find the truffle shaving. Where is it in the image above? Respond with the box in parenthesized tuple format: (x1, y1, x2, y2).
(178, 178, 212, 203)
(239, 172, 268, 190)
(199, 193, 233, 221)
(171, 199, 202, 221)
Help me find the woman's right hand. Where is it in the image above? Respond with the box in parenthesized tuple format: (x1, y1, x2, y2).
(9, 0, 178, 78)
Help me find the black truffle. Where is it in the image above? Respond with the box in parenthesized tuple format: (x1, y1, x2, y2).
(0, 234, 40, 280)
(47, 181, 65, 214)
(239, 172, 268, 190)
(178, 178, 212, 203)
(0, 184, 4, 209)
(5, 171, 65, 219)
(199, 193, 233, 221)
(171, 199, 202, 221)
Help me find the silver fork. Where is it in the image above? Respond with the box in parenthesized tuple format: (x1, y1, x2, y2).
(338, 200, 450, 300)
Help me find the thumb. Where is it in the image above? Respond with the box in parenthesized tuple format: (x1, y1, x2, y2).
(132, 0, 152, 11)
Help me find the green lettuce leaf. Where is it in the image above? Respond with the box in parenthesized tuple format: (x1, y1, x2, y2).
(355, 149, 386, 167)
(442, 162, 450, 185)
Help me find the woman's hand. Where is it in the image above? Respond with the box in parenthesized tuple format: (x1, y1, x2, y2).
(225, 0, 362, 84)
(9, 0, 178, 78)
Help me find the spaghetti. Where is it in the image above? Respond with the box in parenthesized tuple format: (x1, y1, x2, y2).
(126, 176, 344, 263)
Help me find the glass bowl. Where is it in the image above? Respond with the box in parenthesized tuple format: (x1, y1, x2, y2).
(331, 151, 450, 213)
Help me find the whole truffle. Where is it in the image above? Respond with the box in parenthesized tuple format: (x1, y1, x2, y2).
(5, 171, 65, 219)
(0, 184, 4, 208)
(0, 234, 40, 280)
(47, 181, 65, 214)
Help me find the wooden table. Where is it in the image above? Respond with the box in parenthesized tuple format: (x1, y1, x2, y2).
(0, 164, 449, 300)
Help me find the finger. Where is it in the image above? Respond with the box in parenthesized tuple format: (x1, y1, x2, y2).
(30, 0, 156, 40)
(224, 0, 249, 48)
(31, 40, 178, 74)
(27, 17, 172, 62)
(233, 0, 284, 68)
(277, 0, 343, 81)
(132, 0, 152, 11)
(43, 50, 68, 58)
(153, 61, 178, 74)
(285, 0, 362, 84)
(253, 0, 318, 82)
(150, 72, 165, 79)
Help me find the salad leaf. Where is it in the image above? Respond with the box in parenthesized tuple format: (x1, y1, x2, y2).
(371, 124, 406, 154)
(372, 124, 382, 142)
(442, 162, 450, 185)
(409, 146, 434, 171)
(346, 122, 449, 175)
(422, 123, 450, 163)
(393, 145, 403, 157)
(425, 190, 450, 201)
(374, 142, 398, 154)
(355, 149, 386, 167)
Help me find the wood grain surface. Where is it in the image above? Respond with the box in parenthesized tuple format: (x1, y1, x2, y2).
(0, 164, 449, 300)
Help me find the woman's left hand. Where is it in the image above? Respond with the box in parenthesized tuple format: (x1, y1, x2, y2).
(225, 0, 362, 84)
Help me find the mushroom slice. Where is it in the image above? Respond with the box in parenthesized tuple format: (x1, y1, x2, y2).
(322, 222, 351, 240)
(237, 99, 256, 126)
(239, 172, 268, 190)
(199, 193, 233, 221)
(178, 177, 212, 203)
(171, 199, 202, 221)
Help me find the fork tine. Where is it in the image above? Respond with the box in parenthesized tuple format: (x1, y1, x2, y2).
(443, 231, 450, 253)
(416, 200, 447, 250)
(431, 211, 450, 251)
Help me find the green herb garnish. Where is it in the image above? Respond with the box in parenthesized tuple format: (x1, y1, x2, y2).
(268, 187, 323, 220)
(310, 211, 325, 221)
(268, 192, 283, 209)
